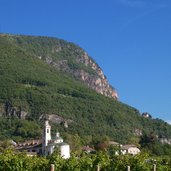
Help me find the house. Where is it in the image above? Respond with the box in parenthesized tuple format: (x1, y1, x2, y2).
(142, 112, 152, 118)
(120, 144, 140, 155)
(16, 120, 70, 159)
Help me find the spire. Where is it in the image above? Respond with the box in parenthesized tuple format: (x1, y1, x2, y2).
(42, 120, 51, 155)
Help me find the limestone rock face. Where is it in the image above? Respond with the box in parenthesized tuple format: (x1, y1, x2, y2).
(74, 52, 118, 99)
(3, 34, 118, 100)
(43, 48, 119, 100)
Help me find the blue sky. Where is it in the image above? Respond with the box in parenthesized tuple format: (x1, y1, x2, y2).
(0, 0, 171, 124)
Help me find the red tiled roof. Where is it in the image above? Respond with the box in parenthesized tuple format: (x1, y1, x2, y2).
(16, 139, 42, 150)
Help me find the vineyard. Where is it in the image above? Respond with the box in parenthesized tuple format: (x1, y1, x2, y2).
(0, 149, 171, 171)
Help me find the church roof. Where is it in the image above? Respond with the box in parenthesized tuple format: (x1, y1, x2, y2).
(16, 139, 42, 150)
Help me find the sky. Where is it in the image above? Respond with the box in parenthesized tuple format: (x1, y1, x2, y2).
(0, 0, 171, 124)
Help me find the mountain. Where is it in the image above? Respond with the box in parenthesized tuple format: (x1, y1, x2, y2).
(0, 33, 171, 144)
(0, 34, 118, 100)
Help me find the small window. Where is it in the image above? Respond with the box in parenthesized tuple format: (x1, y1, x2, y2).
(39, 149, 42, 154)
(47, 129, 49, 133)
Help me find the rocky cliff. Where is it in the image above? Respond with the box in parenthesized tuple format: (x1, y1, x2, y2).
(5, 33, 119, 100)
(33, 38, 119, 100)
(45, 52, 118, 100)
(0, 34, 118, 100)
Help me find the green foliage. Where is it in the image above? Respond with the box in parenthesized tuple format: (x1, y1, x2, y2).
(0, 149, 49, 171)
(140, 133, 171, 156)
(0, 118, 41, 141)
(14, 120, 41, 138)
(0, 33, 171, 149)
(0, 149, 171, 171)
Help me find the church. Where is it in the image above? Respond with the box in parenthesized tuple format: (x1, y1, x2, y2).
(16, 120, 70, 159)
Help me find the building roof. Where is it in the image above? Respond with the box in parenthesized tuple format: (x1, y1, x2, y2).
(121, 144, 138, 150)
(16, 139, 42, 150)
(108, 141, 120, 146)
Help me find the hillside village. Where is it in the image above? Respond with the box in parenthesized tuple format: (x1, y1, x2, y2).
(10, 120, 141, 157)
(15, 120, 70, 158)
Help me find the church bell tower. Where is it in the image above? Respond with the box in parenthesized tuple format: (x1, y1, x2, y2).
(42, 120, 51, 155)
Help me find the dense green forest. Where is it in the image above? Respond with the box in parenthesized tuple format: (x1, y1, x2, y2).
(0, 34, 171, 154)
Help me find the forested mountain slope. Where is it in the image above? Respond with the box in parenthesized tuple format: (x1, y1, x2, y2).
(0, 33, 171, 144)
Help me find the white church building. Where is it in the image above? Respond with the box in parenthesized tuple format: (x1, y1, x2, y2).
(16, 120, 70, 159)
